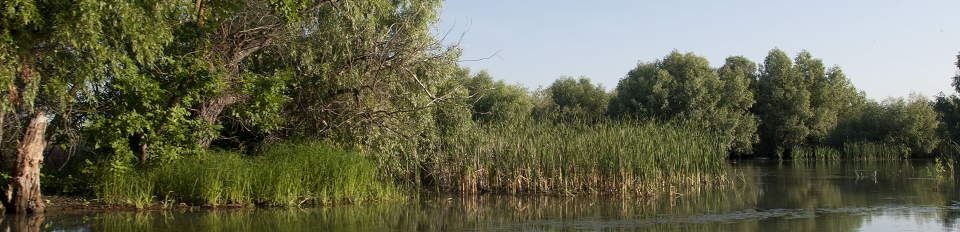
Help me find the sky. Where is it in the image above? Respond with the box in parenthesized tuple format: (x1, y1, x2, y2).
(435, 0, 960, 101)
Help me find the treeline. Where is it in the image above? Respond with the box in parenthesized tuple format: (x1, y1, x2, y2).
(463, 49, 946, 159)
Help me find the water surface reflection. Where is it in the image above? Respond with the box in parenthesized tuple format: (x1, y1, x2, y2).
(30, 160, 960, 231)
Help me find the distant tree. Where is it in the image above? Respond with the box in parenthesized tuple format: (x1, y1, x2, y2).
(718, 56, 759, 95)
(934, 52, 960, 144)
(611, 51, 756, 154)
(717, 57, 761, 154)
(934, 93, 960, 143)
(755, 49, 860, 156)
(463, 70, 533, 124)
(536, 76, 609, 122)
(837, 94, 940, 156)
(755, 49, 812, 156)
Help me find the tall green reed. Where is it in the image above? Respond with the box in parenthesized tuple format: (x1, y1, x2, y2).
(790, 142, 908, 161)
(371, 119, 729, 197)
(95, 143, 401, 207)
(842, 141, 909, 160)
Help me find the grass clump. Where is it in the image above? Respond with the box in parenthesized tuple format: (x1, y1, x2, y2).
(95, 143, 401, 207)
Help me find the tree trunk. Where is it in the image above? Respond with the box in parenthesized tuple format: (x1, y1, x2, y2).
(196, 94, 236, 149)
(4, 113, 47, 214)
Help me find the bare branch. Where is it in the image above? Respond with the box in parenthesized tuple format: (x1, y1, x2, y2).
(460, 49, 502, 62)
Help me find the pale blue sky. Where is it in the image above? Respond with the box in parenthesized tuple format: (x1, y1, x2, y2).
(437, 0, 960, 100)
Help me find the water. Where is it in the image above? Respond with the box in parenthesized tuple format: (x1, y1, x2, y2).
(19, 160, 960, 231)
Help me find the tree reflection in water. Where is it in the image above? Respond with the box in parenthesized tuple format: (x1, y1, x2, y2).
(28, 160, 960, 232)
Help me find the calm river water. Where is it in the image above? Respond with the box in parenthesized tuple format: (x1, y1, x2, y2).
(15, 160, 960, 231)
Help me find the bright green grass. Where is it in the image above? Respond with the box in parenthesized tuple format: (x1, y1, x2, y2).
(96, 143, 401, 207)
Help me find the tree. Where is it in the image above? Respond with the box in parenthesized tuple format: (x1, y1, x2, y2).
(0, 0, 185, 213)
(718, 56, 759, 96)
(717, 56, 760, 154)
(754, 49, 862, 156)
(533, 76, 609, 122)
(755, 49, 812, 155)
(610, 51, 756, 154)
(837, 94, 940, 156)
(244, 0, 461, 145)
(934, 52, 960, 144)
(463, 70, 533, 124)
(85, 0, 457, 164)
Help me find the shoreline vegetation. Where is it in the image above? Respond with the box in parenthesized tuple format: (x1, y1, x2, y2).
(90, 120, 730, 208)
(4, 0, 960, 213)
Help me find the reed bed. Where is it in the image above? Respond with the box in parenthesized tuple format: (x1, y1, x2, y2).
(791, 141, 909, 161)
(406, 120, 729, 197)
(791, 146, 842, 161)
(842, 141, 909, 160)
(95, 143, 401, 207)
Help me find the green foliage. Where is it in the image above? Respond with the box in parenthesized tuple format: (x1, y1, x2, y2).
(462, 70, 533, 124)
(755, 49, 860, 156)
(935, 94, 960, 143)
(534, 76, 609, 122)
(756, 49, 812, 155)
(611, 51, 756, 154)
(87, 54, 220, 163)
(255, 0, 458, 143)
(0, 0, 188, 158)
(935, 52, 960, 145)
(833, 93, 940, 156)
(94, 142, 400, 207)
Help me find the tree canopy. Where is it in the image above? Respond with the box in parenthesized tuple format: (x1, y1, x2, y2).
(610, 51, 757, 154)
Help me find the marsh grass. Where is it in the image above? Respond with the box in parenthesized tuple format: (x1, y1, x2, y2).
(96, 143, 401, 207)
(791, 141, 909, 161)
(95, 120, 732, 205)
(791, 146, 842, 161)
(373, 120, 729, 197)
(842, 141, 909, 160)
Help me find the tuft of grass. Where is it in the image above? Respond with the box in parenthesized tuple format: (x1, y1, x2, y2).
(94, 143, 402, 207)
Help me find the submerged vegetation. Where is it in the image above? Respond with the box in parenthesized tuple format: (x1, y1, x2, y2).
(1, 0, 959, 211)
